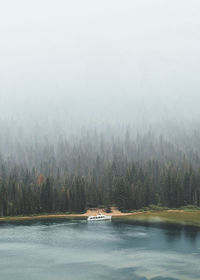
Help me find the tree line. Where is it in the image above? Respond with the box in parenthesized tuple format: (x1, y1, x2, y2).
(0, 124, 200, 216)
(0, 155, 200, 216)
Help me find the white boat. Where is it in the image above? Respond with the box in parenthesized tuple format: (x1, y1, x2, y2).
(87, 213, 112, 221)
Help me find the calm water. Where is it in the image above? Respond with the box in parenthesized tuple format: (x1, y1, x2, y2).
(0, 219, 200, 280)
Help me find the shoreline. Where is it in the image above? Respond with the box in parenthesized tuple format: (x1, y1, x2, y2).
(0, 207, 133, 222)
(0, 214, 87, 222)
(0, 209, 200, 228)
(115, 210, 200, 228)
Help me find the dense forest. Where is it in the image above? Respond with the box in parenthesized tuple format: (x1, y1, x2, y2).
(1, 121, 200, 216)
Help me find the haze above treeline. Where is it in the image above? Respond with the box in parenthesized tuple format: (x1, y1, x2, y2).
(0, 0, 200, 155)
(0, 0, 200, 126)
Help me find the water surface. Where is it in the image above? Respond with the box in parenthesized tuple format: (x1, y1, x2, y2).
(0, 219, 200, 280)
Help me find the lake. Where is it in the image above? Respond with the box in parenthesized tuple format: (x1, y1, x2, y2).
(0, 219, 200, 280)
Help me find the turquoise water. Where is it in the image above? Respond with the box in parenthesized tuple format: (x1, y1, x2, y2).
(0, 219, 200, 280)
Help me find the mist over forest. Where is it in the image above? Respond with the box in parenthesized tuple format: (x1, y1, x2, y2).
(0, 0, 200, 215)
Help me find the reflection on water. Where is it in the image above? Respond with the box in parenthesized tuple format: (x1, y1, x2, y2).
(118, 219, 200, 244)
(0, 219, 200, 280)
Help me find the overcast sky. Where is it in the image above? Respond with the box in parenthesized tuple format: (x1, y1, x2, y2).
(0, 0, 200, 124)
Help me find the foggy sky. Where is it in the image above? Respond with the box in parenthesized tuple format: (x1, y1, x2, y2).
(0, 0, 200, 125)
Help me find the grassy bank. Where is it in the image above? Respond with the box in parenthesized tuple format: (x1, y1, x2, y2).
(114, 210, 200, 227)
(0, 213, 87, 222)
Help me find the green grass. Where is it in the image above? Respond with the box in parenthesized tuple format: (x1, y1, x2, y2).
(180, 204, 200, 211)
(115, 210, 200, 227)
